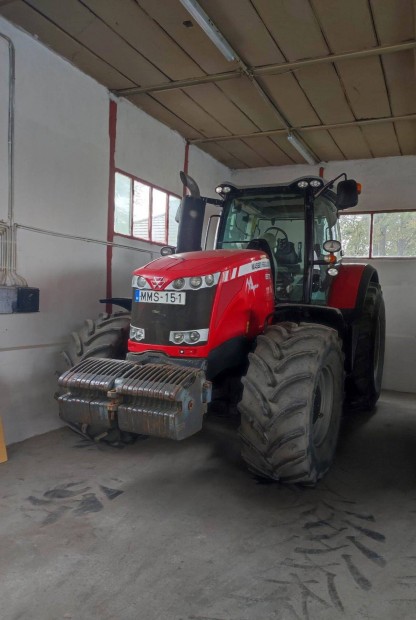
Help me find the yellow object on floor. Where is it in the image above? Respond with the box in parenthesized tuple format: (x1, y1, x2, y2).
(0, 417, 8, 463)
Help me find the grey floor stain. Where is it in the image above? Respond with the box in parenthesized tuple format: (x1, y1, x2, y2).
(73, 493, 103, 515)
(251, 494, 388, 617)
(347, 535, 386, 566)
(26, 495, 52, 506)
(342, 554, 372, 591)
(25, 480, 124, 523)
(44, 484, 90, 499)
(343, 519, 386, 542)
(99, 485, 124, 500)
(42, 505, 70, 526)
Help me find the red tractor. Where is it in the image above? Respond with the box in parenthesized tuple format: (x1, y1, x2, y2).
(58, 173, 385, 485)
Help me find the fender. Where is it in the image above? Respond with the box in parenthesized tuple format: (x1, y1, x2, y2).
(328, 264, 379, 319)
(328, 264, 380, 372)
(273, 304, 346, 336)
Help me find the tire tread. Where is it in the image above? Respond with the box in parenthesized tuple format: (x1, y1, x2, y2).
(239, 321, 344, 485)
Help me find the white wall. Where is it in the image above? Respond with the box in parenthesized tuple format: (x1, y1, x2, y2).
(0, 17, 110, 445)
(231, 155, 416, 211)
(187, 144, 229, 199)
(231, 156, 416, 394)
(112, 98, 185, 299)
(364, 259, 415, 393)
(112, 107, 229, 297)
(0, 18, 230, 445)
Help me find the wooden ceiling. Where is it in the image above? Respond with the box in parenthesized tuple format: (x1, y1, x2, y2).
(1, 0, 416, 168)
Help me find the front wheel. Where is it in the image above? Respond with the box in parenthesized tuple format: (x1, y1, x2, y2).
(238, 322, 344, 485)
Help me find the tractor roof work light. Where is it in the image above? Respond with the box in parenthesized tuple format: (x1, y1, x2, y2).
(215, 184, 234, 196)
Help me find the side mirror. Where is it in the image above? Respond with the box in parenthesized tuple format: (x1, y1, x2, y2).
(336, 179, 360, 210)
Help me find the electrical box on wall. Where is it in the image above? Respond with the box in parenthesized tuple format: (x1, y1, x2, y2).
(0, 287, 39, 314)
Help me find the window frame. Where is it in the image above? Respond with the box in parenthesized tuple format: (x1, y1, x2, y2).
(114, 168, 180, 246)
(339, 209, 416, 259)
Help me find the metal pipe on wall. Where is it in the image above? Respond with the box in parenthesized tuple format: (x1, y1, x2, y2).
(15, 224, 158, 258)
(0, 31, 27, 286)
(0, 32, 25, 286)
(0, 31, 15, 226)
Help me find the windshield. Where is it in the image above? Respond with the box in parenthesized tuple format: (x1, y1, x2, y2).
(217, 191, 339, 303)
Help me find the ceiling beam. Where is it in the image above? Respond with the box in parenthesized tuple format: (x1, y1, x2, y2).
(188, 113, 416, 144)
(114, 40, 416, 97)
(116, 69, 243, 95)
(255, 41, 416, 76)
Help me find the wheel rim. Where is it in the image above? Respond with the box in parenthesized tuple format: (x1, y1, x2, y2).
(373, 314, 381, 387)
(312, 366, 334, 448)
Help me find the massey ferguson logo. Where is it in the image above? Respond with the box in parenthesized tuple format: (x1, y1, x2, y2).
(246, 276, 259, 293)
(151, 276, 165, 289)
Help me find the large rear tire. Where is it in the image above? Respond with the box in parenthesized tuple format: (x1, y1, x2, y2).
(61, 311, 130, 369)
(346, 283, 385, 411)
(239, 322, 344, 485)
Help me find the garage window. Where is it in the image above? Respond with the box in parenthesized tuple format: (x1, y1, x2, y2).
(114, 170, 180, 245)
(339, 211, 416, 258)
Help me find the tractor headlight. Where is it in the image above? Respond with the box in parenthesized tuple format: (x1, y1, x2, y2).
(205, 274, 215, 286)
(172, 278, 185, 290)
(190, 276, 202, 289)
(136, 276, 147, 288)
(188, 331, 200, 343)
(310, 179, 322, 188)
(297, 180, 309, 188)
(327, 267, 339, 277)
(169, 329, 209, 345)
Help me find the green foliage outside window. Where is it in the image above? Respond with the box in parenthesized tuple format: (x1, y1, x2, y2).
(340, 212, 416, 258)
(373, 212, 416, 257)
(339, 214, 370, 257)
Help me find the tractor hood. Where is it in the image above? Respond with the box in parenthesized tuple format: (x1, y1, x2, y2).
(133, 249, 268, 281)
(129, 247, 274, 359)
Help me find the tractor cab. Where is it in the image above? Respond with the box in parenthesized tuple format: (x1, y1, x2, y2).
(215, 178, 342, 305)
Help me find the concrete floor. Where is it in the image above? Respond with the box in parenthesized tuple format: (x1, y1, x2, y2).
(1, 392, 416, 620)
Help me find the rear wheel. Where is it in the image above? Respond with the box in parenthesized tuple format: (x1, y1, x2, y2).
(61, 311, 130, 369)
(346, 283, 385, 410)
(239, 322, 344, 485)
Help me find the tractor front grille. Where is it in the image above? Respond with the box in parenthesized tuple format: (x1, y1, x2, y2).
(130, 286, 217, 346)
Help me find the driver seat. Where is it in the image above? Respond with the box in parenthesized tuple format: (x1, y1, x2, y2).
(276, 238, 300, 265)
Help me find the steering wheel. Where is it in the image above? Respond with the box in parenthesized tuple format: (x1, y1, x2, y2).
(264, 226, 288, 242)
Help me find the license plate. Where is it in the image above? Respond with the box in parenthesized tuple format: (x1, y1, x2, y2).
(134, 290, 186, 305)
